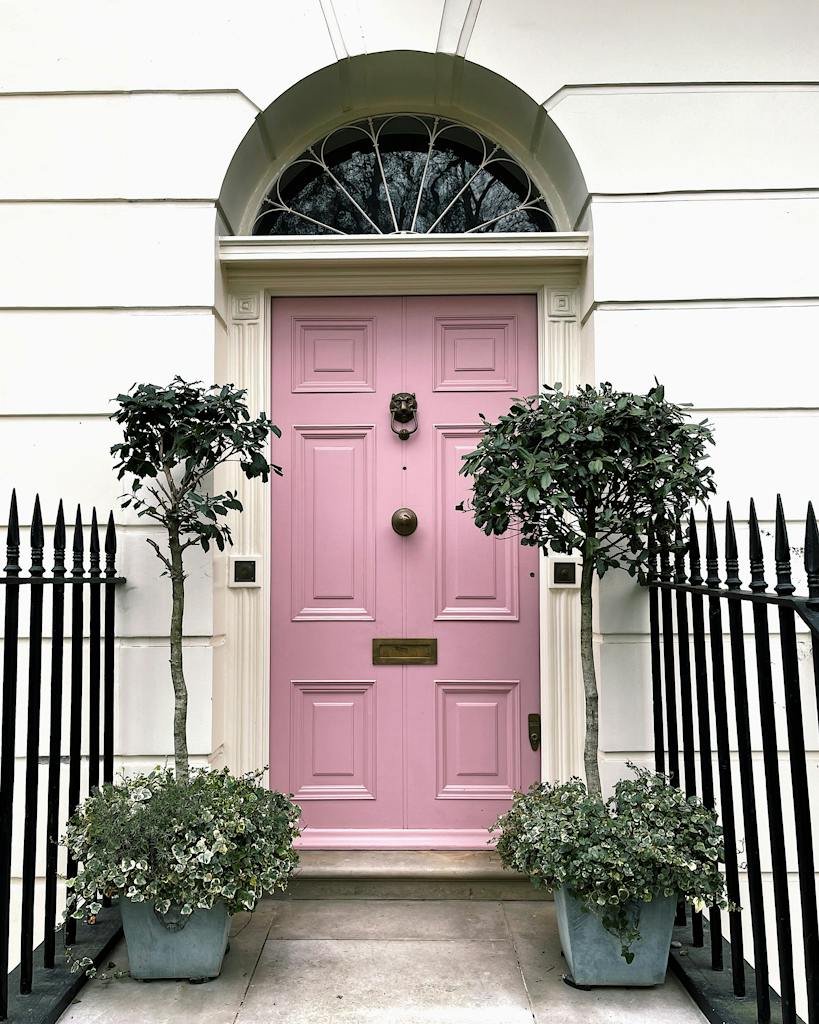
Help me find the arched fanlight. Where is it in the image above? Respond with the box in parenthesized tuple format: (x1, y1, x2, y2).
(252, 114, 556, 236)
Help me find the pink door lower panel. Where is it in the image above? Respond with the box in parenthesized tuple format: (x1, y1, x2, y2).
(270, 295, 540, 849)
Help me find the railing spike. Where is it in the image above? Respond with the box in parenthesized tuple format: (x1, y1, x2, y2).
(30, 496, 45, 575)
(7, 488, 20, 550)
(774, 494, 795, 596)
(687, 510, 703, 586)
(53, 499, 66, 555)
(646, 523, 658, 583)
(673, 521, 688, 584)
(104, 511, 117, 556)
(774, 494, 789, 561)
(748, 498, 767, 593)
(705, 506, 720, 587)
(72, 505, 84, 577)
(89, 509, 101, 577)
(805, 501, 819, 599)
(90, 509, 100, 552)
(725, 502, 741, 590)
(658, 519, 672, 583)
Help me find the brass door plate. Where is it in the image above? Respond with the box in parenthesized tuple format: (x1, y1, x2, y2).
(372, 638, 437, 665)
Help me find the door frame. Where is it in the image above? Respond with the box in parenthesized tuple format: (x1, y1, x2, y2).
(215, 232, 590, 801)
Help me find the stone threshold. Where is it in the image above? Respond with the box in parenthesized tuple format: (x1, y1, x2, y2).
(282, 850, 552, 900)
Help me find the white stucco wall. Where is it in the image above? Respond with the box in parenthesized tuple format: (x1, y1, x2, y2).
(2, 1, 818, 1012)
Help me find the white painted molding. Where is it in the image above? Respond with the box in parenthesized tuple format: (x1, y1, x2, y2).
(219, 232, 589, 268)
(296, 827, 494, 849)
(540, 305, 586, 782)
(217, 300, 271, 781)
(217, 241, 588, 788)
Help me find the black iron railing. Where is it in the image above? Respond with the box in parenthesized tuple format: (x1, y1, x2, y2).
(648, 497, 819, 1024)
(0, 491, 124, 1021)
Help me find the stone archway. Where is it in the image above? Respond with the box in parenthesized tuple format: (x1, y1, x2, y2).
(218, 51, 588, 235)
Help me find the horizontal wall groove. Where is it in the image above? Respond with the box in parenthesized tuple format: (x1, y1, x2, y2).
(687, 406, 819, 415)
(599, 749, 819, 760)
(573, 190, 819, 231)
(0, 305, 218, 313)
(596, 630, 813, 642)
(589, 188, 819, 204)
(0, 412, 113, 420)
(117, 635, 222, 648)
(581, 296, 819, 325)
(0, 198, 217, 207)
(0, 87, 261, 110)
(544, 80, 819, 109)
(0, 197, 219, 205)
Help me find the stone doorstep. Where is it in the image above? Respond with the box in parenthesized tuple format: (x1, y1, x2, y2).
(279, 850, 552, 900)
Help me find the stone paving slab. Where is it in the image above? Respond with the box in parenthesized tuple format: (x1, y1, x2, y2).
(57, 904, 273, 1024)
(505, 901, 705, 1024)
(266, 897, 509, 940)
(239, 937, 533, 1024)
(57, 899, 705, 1024)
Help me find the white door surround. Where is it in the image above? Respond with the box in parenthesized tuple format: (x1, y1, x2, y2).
(215, 232, 590, 791)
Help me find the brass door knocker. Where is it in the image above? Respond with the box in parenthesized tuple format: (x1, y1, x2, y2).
(390, 393, 418, 440)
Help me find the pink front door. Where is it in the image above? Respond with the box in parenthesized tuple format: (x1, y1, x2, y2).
(270, 295, 540, 848)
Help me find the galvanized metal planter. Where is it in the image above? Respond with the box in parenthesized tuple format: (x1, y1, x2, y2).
(120, 898, 231, 981)
(555, 888, 677, 988)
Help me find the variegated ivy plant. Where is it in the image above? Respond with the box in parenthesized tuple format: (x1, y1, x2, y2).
(62, 768, 300, 928)
(493, 766, 729, 961)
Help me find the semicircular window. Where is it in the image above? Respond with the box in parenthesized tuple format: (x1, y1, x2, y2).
(253, 114, 556, 236)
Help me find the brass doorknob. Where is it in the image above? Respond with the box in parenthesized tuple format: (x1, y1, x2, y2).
(391, 508, 418, 536)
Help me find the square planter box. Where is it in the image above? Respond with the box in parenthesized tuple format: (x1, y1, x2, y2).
(120, 898, 231, 981)
(554, 888, 677, 987)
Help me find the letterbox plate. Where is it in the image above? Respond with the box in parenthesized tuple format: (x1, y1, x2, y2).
(372, 638, 437, 665)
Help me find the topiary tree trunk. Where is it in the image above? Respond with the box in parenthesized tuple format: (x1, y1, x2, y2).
(459, 383, 715, 797)
(168, 523, 189, 781)
(579, 554, 601, 796)
(111, 379, 281, 781)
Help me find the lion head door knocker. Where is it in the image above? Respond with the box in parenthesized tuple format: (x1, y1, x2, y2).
(389, 392, 418, 441)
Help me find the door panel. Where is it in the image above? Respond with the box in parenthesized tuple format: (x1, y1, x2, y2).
(270, 294, 540, 845)
(432, 315, 519, 392)
(291, 426, 375, 620)
(434, 425, 519, 620)
(435, 680, 521, 799)
(290, 680, 376, 801)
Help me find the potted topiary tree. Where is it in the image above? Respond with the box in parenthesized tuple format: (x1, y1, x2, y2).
(494, 767, 730, 986)
(62, 378, 301, 982)
(460, 381, 725, 986)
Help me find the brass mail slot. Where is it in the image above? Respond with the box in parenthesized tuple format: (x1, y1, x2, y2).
(372, 638, 437, 665)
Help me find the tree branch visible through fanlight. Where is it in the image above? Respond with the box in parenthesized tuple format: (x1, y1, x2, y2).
(252, 114, 556, 236)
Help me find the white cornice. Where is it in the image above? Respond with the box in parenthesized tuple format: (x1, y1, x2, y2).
(218, 232, 589, 271)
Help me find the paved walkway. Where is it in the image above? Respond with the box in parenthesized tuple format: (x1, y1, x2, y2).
(59, 899, 704, 1024)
